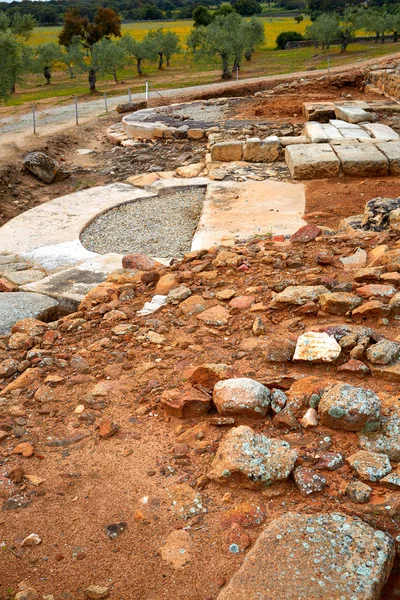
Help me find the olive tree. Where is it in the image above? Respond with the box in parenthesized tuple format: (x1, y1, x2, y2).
(0, 12, 35, 98)
(91, 38, 128, 84)
(34, 42, 63, 84)
(306, 13, 339, 50)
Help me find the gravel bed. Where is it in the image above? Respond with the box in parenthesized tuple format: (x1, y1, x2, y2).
(171, 102, 228, 123)
(81, 187, 206, 260)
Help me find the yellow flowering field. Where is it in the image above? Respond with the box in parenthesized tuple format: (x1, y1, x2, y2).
(28, 15, 311, 49)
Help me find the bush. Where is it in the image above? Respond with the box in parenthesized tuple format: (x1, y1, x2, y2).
(276, 30, 304, 49)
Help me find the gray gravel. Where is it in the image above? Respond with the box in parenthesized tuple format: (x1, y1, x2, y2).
(171, 102, 227, 123)
(80, 187, 205, 260)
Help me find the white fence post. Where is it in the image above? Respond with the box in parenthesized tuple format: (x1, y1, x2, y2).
(32, 105, 36, 134)
(74, 97, 78, 125)
(145, 80, 149, 101)
(104, 92, 108, 113)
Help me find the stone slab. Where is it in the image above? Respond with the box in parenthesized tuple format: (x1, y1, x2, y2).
(321, 123, 343, 140)
(1, 269, 45, 286)
(361, 123, 400, 141)
(285, 144, 340, 180)
(340, 128, 372, 140)
(22, 254, 123, 312)
(330, 119, 361, 129)
(332, 143, 388, 177)
(303, 122, 329, 143)
(0, 292, 59, 336)
(191, 180, 306, 250)
(376, 141, 400, 175)
(302, 102, 336, 122)
(335, 105, 372, 124)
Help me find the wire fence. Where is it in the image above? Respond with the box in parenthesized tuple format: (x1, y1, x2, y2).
(0, 70, 245, 137)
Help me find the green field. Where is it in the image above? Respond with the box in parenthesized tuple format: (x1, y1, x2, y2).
(3, 16, 400, 110)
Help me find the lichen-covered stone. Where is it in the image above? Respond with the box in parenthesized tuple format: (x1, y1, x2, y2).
(293, 466, 326, 496)
(366, 340, 400, 365)
(359, 404, 400, 460)
(319, 292, 362, 315)
(213, 378, 270, 417)
(209, 425, 297, 489)
(270, 285, 329, 309)
(270, 389, 287, 413)
(318, 383, 381, 432)
(293, 331, 341, 363)
(217, 512, 395, 600)
(347, 450, 392, 482)
(347, 481, 372, 504)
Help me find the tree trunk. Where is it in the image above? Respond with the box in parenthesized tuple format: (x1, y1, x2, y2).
(245, 50, 252, 61)
(113, 70, 118, 83)
(44, 66, 51, 85)
(340, 40, 348, 53)
(158, 52, 163, 70)
(137, 58, 143, 75)
(89, 68, 96, 93)
(394, 30, 398, 42)
(221, 54, 232, 79)
(381, 34, 385, 43)
(166, 56, 170, 67)
(12, 82, 15, 94)
(375, 33, 379, 43)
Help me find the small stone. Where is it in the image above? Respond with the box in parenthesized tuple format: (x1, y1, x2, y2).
(213, 377, 270, 417)
(161, 385, 211, 418)
(122, 253, 158, 271)
(366, 340, 400, 365)
(338, 359, 369, 374)
(216, 289, 236, 301)
(160, 529, 192, 568)
(264, 339, 295, 362)
(339, 248, 367, 270)
(229, 295, 255, 310)
(196, 305, 230, 327)
(167, 285, 192, 304)
(104, 522, 127, 539)
(84, 586, 110, 599)
(380, 471, 400, 489)
(0, 358, 19, 378)
(300, 407, 318, 428)
(187, 364, 238, 388)
(270, 389, 287, 413)
(155, 274, 179, 295)
(270, 285, 329, 309)
(352, 300, 391, 319)
(319, 292, 362, 315)
(293, 332, 341, 363)
(313, 451, 344, 471)
(347, 481, 372, 504)
(347, 450, 392, 482)
(293, 466, 326, 496)
(357, 284, 397, 299)
(21, 533, 41, 547)
(252, 317, 265, 336)
(290, 224, 321, 243)
(98, 418, 119, 439)
(12, 442, 34, 457)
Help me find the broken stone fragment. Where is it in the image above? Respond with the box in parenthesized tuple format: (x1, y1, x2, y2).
(167, 285, 191, 304)
(213, 377, 270, 417)
(318, 383, 381, 432)
(293, 331, 341, 363)
(270, 388, 287, 413)
(187, 364, 239, 389)
(300, 407, 318, 428)
(161, 385, 211, 418)
(293, 466, 326, 496)
(196, 305, 230, 327)
(359, 404, 400, 461)
(319, 292, 362, 315)
(339, 248, 367, 270)
(23, 151, 68, 184)
(347, 450, 392, 482)
(366, 339, 400, 365)
(347, 481, 372, 504)
(290, 224, 321, 243)
(270, 285, 329, 309)
(264, 339, 296, 362)
(209, 425, 297, 489)
(217, 512, 395, 600)
(84, 586, 110, 599)
(21, 533, 42, 547)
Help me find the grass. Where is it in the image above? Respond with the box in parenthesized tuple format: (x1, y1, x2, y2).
(3, 16, 400, 111)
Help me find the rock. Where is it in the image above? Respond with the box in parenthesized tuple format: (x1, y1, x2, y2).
(220, 501, 266, 529)
(347, 481, 372, 504)
(0, 292, 58, 336)
(357, 284, 396, 299)
(319, 383, 381, 432)
(209, 425, 297, 489)
(338, 359, 369, 374)
(213, 251, 242, 267)
(196, 305, 230, 327)
(264, 339, 295, 362)
(252, 316, 265, 336)
(179, 295, 206, 316)
(161, 385, 211, 418)
(229, 295, 255, 310)
(370, 361, 400, 381)
(84, 586, 110, 599)
(21, 533, 41, 547)
(242, 136, 280, 163)
(389, 291, 400, 315)
(274, 405, 300, 430)
(285, 143, 340, 180)
(176, 163, 204, 178)
(352, 300, 391, 319)
(0, 277, 17, 292)
(167, 482, 205, 520)
(0, 368, 40, 397)
(354, 267, 383, 282)
(319, 292, 362, 315)
(300, 407, 318, 428)
(347, 450, 392, 482)
(126, 173, 160, 187)
(15, 584, 38, 600)
(217, 512, 395, 600)
(0, 358, 19, 378)
(290, 224, 321, 243)
(211, 141, 244, 162)
(366, 340, 400, 364)
(160, 529, 192, 568)
(339, 248, 367, 270)
(12, 442, 34, 457)
(362, 196, 400, 230)
(313, 451, 344, 470)
(213, 378, 270, 417)
(293, 466, 326, 496)
(187, 364, 239, 389)
(122, 253, 158, 271)
(270, 285, 329, 308)
(23, 151, 66, 184)
(98, 418, 119, 439)
(154, 274, 179, 295)
(334, 142, 388, 177)
(167, 285, 191, 304)
(360, 405, 400, 461)
(293, 331, 341, 363)
(380, 470, 400, 489)
(270, 389, 287, 413)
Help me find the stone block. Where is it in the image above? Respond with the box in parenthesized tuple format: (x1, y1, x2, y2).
(243, 136, 280, 163)
(210, 141, 244, 162)
(303, 122, 329, 143)
(279, 136, 309, 147)
(361, 123, 399, 141)
(335, 105, 372, 124)
(187, 129, 205, 139)
(332, 143, 388, 177)
(376, 142, 400, 175)
(285, 144, 340, 180)
(302, 101, 336, 122)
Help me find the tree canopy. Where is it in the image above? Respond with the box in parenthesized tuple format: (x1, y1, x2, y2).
(58, 7, 121, 50)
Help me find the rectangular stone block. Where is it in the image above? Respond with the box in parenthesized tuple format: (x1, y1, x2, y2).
(303, 122, 329, 143)
(360, 123, 400, 141)
(330, 119, 362, 130)
(285, 144, 340, 180)
(210, 141, 244, 162)
(243, 136, 280, 163)
(376, 142, 400, 175)
(302, 102, 336, 122)
(321, 124, 343, 140)
(279, 136, 309, 147)
(340, 128, 371, 140)
(335, 105, 372, 124)
(332, 143, 388, 177)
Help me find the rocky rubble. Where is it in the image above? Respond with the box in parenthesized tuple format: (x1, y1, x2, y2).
(0, 213, 400, 598)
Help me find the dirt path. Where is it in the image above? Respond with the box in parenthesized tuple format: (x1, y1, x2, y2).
(1, 49, 399, 148)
